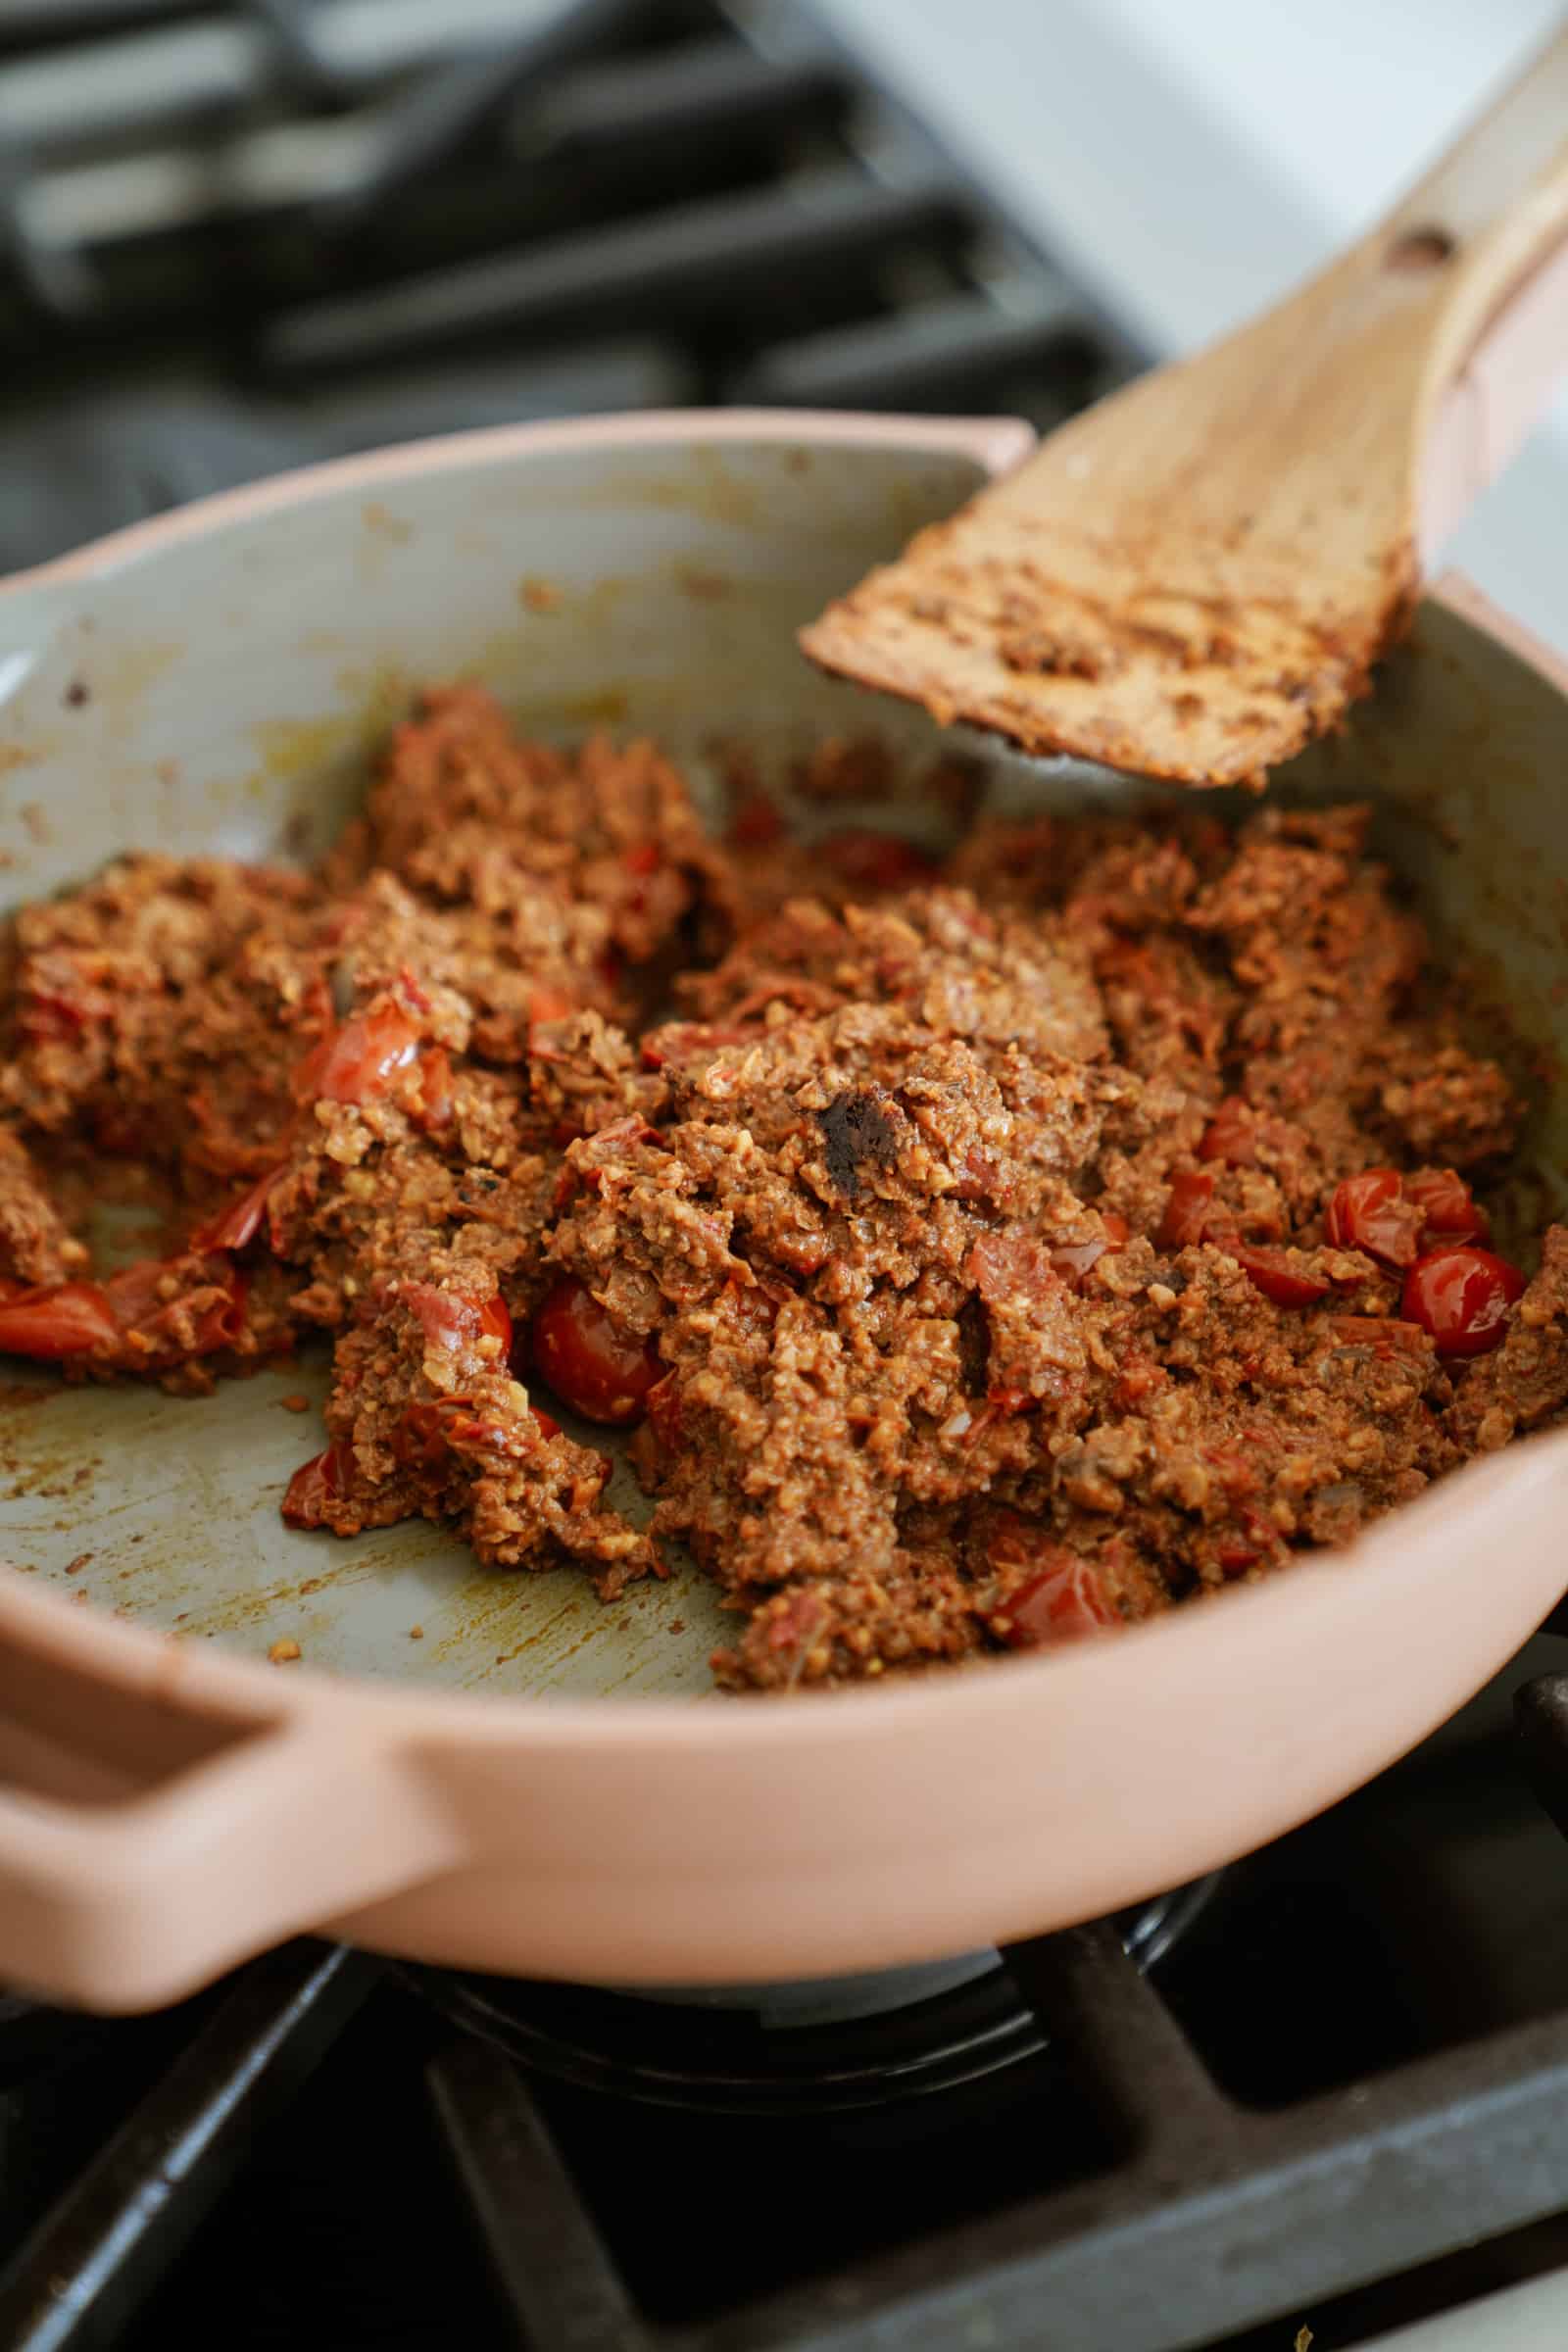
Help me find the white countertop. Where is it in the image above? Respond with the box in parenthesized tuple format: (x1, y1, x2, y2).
(812, 0, 1568, 649)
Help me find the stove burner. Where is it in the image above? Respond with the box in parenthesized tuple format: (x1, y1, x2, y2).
(409, 1876, 1218, 2115)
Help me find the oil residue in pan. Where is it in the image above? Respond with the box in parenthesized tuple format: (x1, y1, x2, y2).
(0, 1359, 726, 1699)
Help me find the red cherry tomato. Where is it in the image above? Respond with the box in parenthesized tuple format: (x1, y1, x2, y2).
(1401, 1246, 1526, 1357)
(0, 1281, 119, 1358)
(817, 830, 938, 893)
(293, 1005, 421, 1106)
(190, 1164, 286, 1254)
(1001, 1552, 1118, 1647)
(530, 1276, 662, 1425)
(1157, 1169, 1214, 1250)
(1199, 1097, 1257, 1166)
(1222, 1241, 1331, 1307)
(1325, 1169, 1424, 1268)
(1405, 1167, 1489, 1244)
(281, 1441, 354, 1527)
(401, 1281, 513, 1361)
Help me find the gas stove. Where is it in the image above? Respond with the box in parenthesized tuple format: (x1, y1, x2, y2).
(6, 1638, 1568, 2351)
(0, 0, 1137, 575)
(3, 6, 1568, 2349)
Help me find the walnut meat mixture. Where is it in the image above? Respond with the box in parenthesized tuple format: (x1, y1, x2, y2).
(1, 688, 1561, 1690)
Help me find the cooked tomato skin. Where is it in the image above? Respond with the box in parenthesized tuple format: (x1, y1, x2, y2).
(1199, 1097, 1256, 1165)
(401, 1281, 513, 1361)
(292, 1005, 421, 1106)
(281, 1441, 354, 1526)
(0, 1281, 120, 1357)
(1157, 1169, 1215, 1249)
(1326, 1169, 1425, 1268)
(530, 1276, 662, 1425)
(999, 1552, 1118, 1647)
(0, 1255, 249, 1363)
(1401, 1246, 1526, 1357)
(1224, 1242, 1330, 1307)
(1404, 1167, 1489, 1244)
(190, 1164, 286, 1253)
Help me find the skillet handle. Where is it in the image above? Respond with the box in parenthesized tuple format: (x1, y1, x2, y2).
(0, 1702, 457, 2014)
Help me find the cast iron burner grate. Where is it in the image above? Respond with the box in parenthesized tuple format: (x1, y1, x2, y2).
(7, 1663, 1568, 2349)
(405, 1879, 1217, 2117)
(0, 0, 1139, 574)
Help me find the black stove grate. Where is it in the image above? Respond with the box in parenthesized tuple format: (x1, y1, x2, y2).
(0, 0, 1137, 574)
(5, 1660, 1568, 2352)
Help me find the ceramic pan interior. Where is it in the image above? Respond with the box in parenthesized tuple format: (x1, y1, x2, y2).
(0, 416, 1563, 1712)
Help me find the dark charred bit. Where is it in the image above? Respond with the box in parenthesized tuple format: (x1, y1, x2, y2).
(816, 1087, 899, 1200)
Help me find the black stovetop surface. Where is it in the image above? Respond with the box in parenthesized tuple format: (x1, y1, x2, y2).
(0, 0, 1137, 577)
(5, 1633, 1568, 2352)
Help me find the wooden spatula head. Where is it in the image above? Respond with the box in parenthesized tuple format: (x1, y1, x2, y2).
(801, 32, 1568, 788)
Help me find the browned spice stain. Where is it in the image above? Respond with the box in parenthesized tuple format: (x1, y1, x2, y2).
(63, 680, 90, 710)
(279, 1392, 312, 1413)
(65, 1551, 91, 1574)
(0, 743, 37, 778)
(409, 1624, 424, 1640)
(518, 576, 561, 613)
(269, 1636, 302, 1664)
(675, 566, 731, 603)
(299, 1577, 323, 1594)
(362, 502, 413, 545)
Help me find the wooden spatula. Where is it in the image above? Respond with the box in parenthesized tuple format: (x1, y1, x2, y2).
(801, 28, 1568, 787)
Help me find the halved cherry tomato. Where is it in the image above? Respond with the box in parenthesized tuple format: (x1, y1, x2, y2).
(1157, 1169, 1215, 1249)
(402, 1281, 513, 1361)
(1199, 1097, 1257, 1166)
(1401, 1246, 1526, 1357)
(1222, 1241, 1331, 1308)
(530, 1276, 662, 1425)
(1405, 1167, 1489, 1244)
(281, 1441, 354, 1527)
(292, 1005, 420, 1106)
(0, 1282, 119, 1358)
(817, 830, 938, 893)
(190, 1164, 286, 1254)
(1001, 1553, 1118, 1647)
(1325, 1169, 1424, 1269)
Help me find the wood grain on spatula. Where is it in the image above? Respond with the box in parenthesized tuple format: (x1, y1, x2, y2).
(801, 28, 1568, 787)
